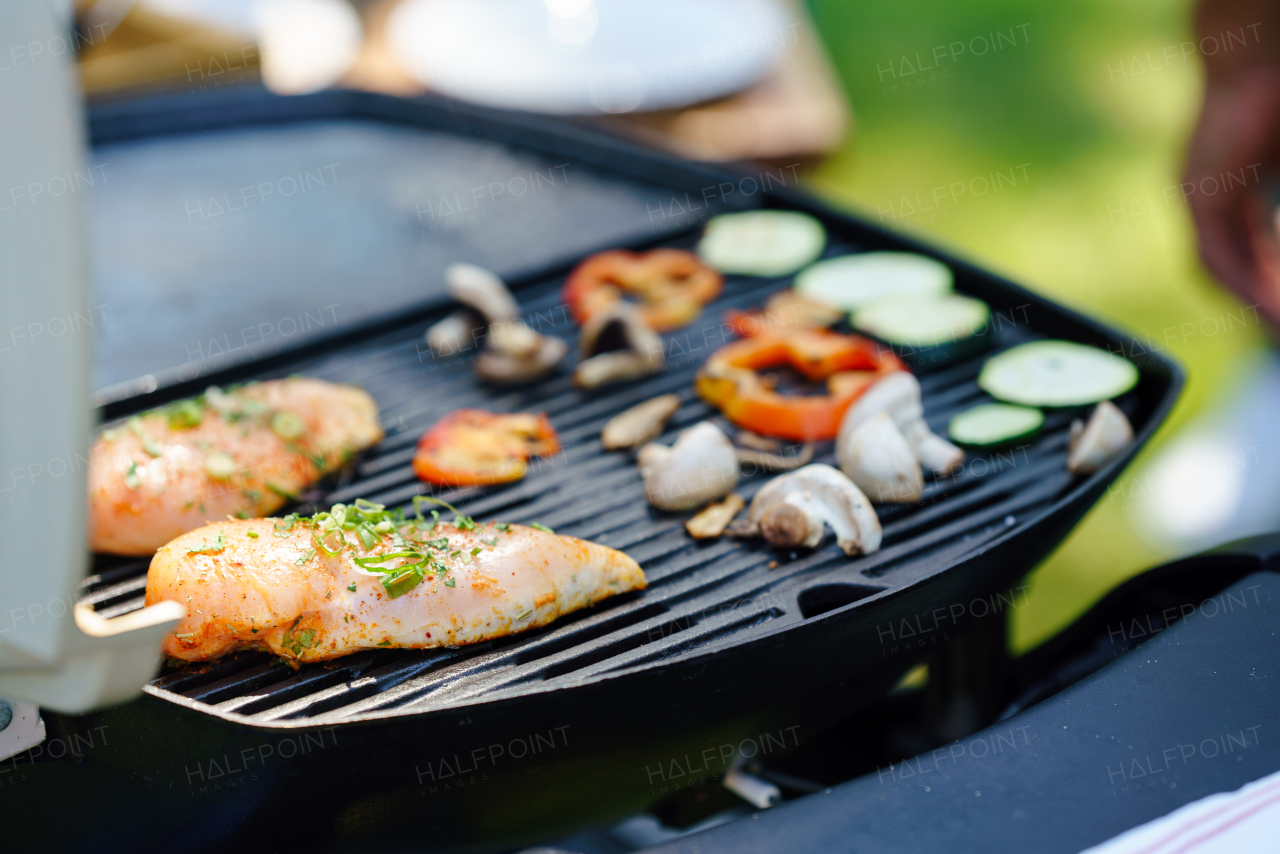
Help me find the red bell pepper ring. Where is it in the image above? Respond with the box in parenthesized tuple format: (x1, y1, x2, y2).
(413, 409, 560, 487)
(696, 327, 906, 441)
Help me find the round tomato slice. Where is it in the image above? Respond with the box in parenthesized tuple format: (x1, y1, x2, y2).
(563, 248, 722, 332)
(696, 328, 906, 441)
(413, 410, 560, 487)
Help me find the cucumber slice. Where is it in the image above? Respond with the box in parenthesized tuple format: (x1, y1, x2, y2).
(697, 211, 827, 277)
(978, 340, 1139, 407)
(853, 295, 991, 368)
(794, 251, 952, 310)
(948, 403, 1044, 448)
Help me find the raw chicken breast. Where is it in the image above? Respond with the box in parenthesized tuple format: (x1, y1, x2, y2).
(146, 515, 646, 663)
(89, 378, 383, 555)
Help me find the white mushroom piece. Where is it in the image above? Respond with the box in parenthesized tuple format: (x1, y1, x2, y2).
(738, 464, 881, 556)
(839, 413, 924, 503)
(427, 263, 567, 383)
(601, 394, 681, 450)
(1066, 400, 1133, 474)
(638, 421, 738, 512)
(838, 371, 965, 477)
(572, 301, 665, 389)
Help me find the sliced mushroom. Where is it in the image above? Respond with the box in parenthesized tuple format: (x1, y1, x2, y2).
(445, 263, 521, 322)
(638, 421, 739, 511)
(476, 336, 569, 384)
(439, 263, 567, 384)
(839, 413, 923, 503)
(734, 442, 815, 473)
(685, 493, 746, 539)
(838, 372, 964, 475)
(1067, 401, 1133, 474)
(573, 302, 665, 389)
(425, 309, 483, 356)
(744, 463, 881, 555)
(601, 394, 681, 450)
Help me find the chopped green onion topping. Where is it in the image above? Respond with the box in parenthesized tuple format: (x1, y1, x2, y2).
(168, 400, 204, 430)
(385, 571, 423, 599)
(128, 417, 164, 457)
(531, 522, 555, 534)
(495, 523, 511, 532)
(271, 410, 306, 440)
(246, 530, 258, 538)
(470, 547, 482, 556)
(124, 460, 141, 489)
(204, 451, 236, 481)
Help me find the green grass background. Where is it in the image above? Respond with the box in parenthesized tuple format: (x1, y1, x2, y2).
(804, 0, 1267, 651)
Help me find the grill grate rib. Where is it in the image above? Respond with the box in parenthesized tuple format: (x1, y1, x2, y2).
(84, 231, 1130, 725)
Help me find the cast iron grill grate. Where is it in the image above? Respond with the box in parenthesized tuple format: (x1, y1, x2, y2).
(79, 231, 1111, 726)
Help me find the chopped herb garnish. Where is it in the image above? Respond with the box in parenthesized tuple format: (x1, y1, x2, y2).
(234, 509, 250, 519)
(246, 530, 259, 538)
(531, 522, 555, 534)
(295, 548, 316, 565)
(187, 534, 226, 554)
(481, 537, 498, 547)
(124, 460, 141, 489)
(495, 523, 511, 532)
(444, 577, 456, 588)
(282, 625, 316, 655)
(377, 639, 392, 646)
(185, 535, 225, 555)
(128, 417, 164, 457)
(347, 583, 357, 592)
(470, 547, 482, 556)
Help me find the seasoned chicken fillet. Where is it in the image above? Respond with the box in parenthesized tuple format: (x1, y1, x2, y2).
(146, 516, 646, 663)
(90, 378, 383, 555)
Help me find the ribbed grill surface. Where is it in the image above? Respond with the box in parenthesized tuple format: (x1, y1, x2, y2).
(80, 231, 1095, 724)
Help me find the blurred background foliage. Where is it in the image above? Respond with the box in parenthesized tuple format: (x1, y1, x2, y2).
(804, 0, 1266, 651)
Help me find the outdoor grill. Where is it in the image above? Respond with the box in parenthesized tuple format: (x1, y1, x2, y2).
(8, 90, 1180, 853)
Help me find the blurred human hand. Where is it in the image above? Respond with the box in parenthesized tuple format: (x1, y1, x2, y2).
(1185, 0, 1280, 327)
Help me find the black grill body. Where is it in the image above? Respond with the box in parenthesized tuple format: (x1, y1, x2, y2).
(5, 89, 1181, 853)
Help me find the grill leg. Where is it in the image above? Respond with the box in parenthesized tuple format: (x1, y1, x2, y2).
(919, 600, 1012, 744)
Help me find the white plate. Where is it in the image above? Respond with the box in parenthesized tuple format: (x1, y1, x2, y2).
(388, 0, 791, 114)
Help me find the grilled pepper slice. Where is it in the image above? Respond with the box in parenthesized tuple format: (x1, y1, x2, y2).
(696, 328, 906, 441)
(413, 409, 561, 487)
(563, 248, 722, 332)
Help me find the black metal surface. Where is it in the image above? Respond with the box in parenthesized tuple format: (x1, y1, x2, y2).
(5, 88, 1182, 853)
(643, 561, 1280, 854)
